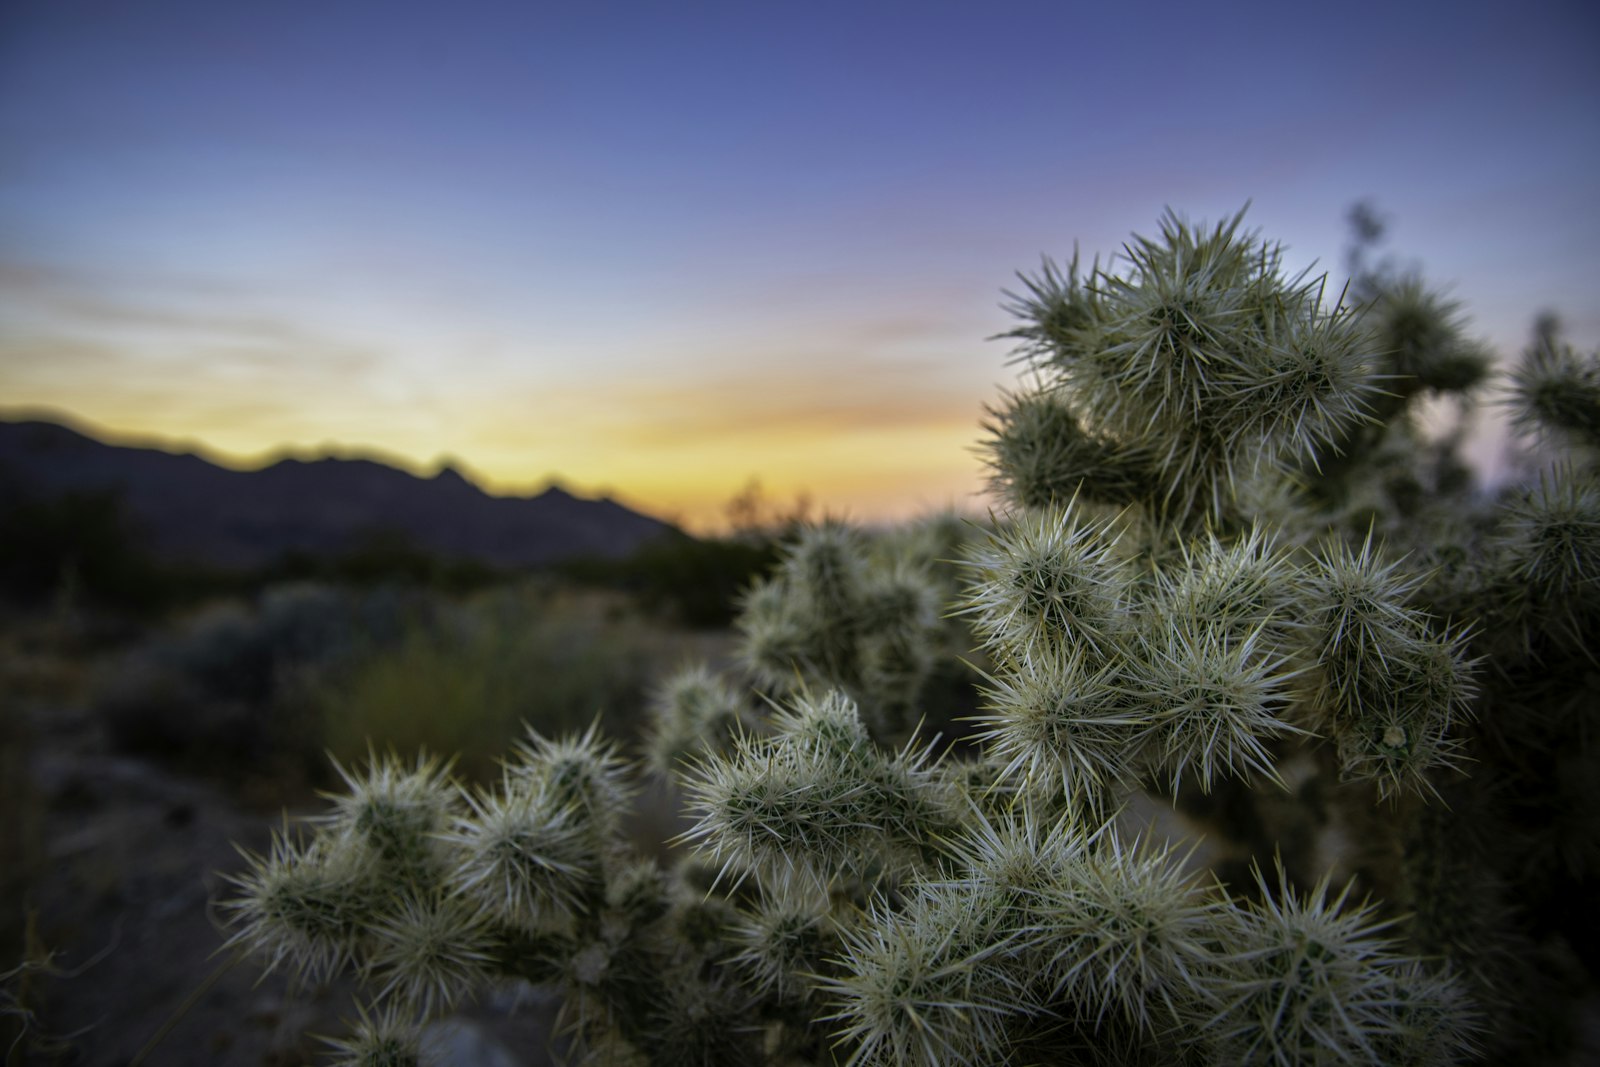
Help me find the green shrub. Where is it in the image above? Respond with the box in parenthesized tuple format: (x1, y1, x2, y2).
(316, 584, 721, 783)
(220, 209, 1597, 1065)
(94, 583, 436, 777)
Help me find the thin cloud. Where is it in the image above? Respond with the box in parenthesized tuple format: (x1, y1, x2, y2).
(0, 333, 124, 371)
(0, 258, 367, 355)
(481, 355, 983, 449)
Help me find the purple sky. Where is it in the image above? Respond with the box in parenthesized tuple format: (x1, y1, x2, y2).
(2, 0, 1597, 527)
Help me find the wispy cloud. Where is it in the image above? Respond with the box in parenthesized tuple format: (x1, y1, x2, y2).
(0, 261, 407, 462)
(445, 350, 996, 528)
(603, 367, 978, 445)
(1, 259, 374, 366)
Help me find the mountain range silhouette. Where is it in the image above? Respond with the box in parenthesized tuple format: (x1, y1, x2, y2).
(0, 417, 679, 569)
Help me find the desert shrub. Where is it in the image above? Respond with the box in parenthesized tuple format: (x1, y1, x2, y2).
(316, 584, 722, 783)
(93, 582, 437, 777)
(220, 209, 1597, 1065)
(268, 529, 506, 592)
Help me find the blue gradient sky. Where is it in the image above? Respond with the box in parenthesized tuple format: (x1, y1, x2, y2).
(3, 0, 1597, 528)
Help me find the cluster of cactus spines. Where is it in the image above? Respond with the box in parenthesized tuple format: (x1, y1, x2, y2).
(736, 520, 949, 741)
(963, 499, 1471, 806)
(820, 887, 1023, 1067)
(1483, 466, 1600, 653)
(318, 752, 458, 880)
(959, 501, 1131, 661)
(442, 775, 598, 932)
(510, 721, 637, 838)
(991, 208, 1381, 527)
(221, 208, 1600, 1064)
(1034, 831, 1224, 1036)
(972, 644, 1143, 807)
(1302, 535, 1478, 802)
(642, 663, 754, 775)
(1362, 280, 1493, 399)
(1507, 336, 1600, 452)
(727, 881, 837, 1004)
(226, 822, 377, 984)
(678, 689, 959, 887)
(980, 387, 1159, 511)
(1209, 862, 1478, 1067)
(318, 1001, 425, 1067)
(812, 810, 1476, 1066)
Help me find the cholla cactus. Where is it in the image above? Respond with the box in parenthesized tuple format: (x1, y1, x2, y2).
(1507, 337, 1600, 451)
(995, 209, 1381, 527)
(318, 1002, 426, 1067)
(220, 208, 1600, 1064)
(1209, 862, 1476, 1067)
(678, 689, 959, 885)
(643, 664, 752, 774)
(737, 520, 950, 741)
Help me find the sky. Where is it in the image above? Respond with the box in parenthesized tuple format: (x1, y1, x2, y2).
(2, 0, 1597, 531)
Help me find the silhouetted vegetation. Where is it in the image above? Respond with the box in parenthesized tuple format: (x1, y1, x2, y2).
(561, 531, 781, 627)
(0, 479, 185, 613)
(561, 481, 814, 627)
(265, 529, 506, 592)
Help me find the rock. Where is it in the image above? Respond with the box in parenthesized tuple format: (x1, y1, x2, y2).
(421, 1018, 527, 1067)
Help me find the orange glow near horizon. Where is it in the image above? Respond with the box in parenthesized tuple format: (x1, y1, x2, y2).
(0, 265, 1011, 534)
(0, 378, 998, 535)
(0, 245, 1018, 532)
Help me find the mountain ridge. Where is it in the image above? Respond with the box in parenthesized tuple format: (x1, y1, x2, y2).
(0, 416, 680, 569)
